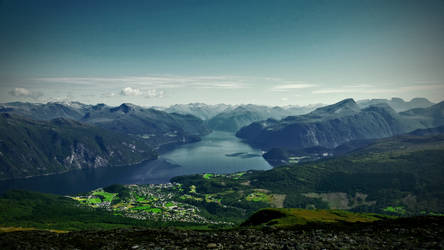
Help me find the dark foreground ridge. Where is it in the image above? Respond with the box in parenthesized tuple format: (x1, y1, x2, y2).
(1, 216, 443, 249)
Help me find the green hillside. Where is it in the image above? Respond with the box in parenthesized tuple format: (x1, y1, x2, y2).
(173, 132, 444, 216)
(241, 208, 387, 228)
(0, 190, 153, 231)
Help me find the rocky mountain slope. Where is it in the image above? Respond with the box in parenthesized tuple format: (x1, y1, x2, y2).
(236, 99, 442, 150)
(0, 114, 157, 180)
(0, 215, 442, 249)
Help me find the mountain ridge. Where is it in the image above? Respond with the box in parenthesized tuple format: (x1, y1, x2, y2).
(236, 99, 443, 150)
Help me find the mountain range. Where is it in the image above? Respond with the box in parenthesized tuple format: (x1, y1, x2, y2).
(0, 102, 211, 149)
(236, 98, 443, 150)
(156, 102, 324, 132)
(0, 102, 210, 179)
(79, 103, 210, 150)
(357, 97, 434, 112)
(158, 98, 433, 133)
(158, 103, 231, 120)
(205, 104, 323, 132)
(0, 97, 440, 180)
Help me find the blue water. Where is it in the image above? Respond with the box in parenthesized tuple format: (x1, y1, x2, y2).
(160, 131, 271, 175)
(0, 131, 271, 195)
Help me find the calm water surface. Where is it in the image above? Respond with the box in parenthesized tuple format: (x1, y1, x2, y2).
(0, 131, 271, 195)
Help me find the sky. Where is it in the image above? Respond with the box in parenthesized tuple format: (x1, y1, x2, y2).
(1, 0, 444, 106)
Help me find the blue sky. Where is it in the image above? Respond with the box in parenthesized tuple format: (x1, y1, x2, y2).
(1, 0, 443, 106)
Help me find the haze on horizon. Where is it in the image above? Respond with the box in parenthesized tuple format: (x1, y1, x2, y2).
(1, 0, 443, 107)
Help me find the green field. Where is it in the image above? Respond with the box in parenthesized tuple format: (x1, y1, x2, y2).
(203, 173, 214, 179)
(242, 208, 389, 228)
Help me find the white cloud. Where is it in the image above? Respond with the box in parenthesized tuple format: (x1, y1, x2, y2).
(145, 89, 164, 98)
(10, 87, 31, 96)
(120, 87, 143, 96)
(342, 84, 374, 88)
(34, 75, 248, 89)
(34, 75, 328, 93)
(8, 88, 43, 99)
(272, 83, 316, 92)
(120, 87, 164, 98)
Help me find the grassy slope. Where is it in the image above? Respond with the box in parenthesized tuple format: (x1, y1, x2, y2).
(0, 190, 155, 231)
(241, 208, 389, 228)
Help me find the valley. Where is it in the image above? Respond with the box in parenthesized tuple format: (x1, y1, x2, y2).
(1, 127, 442, 232)
(2, 1, 444, 247)
(69, 128, 444, 227)
(1, 98, 443, 249)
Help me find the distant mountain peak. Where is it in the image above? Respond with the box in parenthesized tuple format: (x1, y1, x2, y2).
(92, 103, 106, 110)
(358, 97, 434, 112)
(110, 103, 137, 113)
(311, 98, 359, 116)
(390, 97, 405, 103)
(362, 103, 397, 115)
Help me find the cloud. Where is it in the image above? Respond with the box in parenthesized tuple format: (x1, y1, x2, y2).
(9, 87, 31, 96)
(272, 83, 316, 92)
(342, 84, 374, 88)
(120, 87, 143, 96)
(8, 88, 43, 99)
(145, 89, 164, 98)
(34, 75, 328, 93)
(34, 75, 248, 89)
(120, 87, 164, 98)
